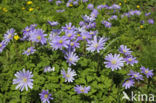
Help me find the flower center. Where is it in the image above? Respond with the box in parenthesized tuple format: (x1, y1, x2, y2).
(37, 36, 41, 40)
(90, 32, 94, 35)
(8, 34, 12, 39)
(0, 44, 2, 47)
(23, 78, 27, 83)
(67, 34, 72, 37)
(69, 58, 72, 61)
(27, 49, 31, 52)
(94, 44, 98, 48)
(66, 74, 70, 78)
(44, 94, 48, 98)
(111, 60, 117, 64)
(77, 34, 80, 37)
(134, 74, 138, 77)
(68, 27, 71, 30)
(59, 40, 63, 44)
(70, 42, 74, 46)
(82, 36, 86, 40)
(123, 49, 127, 53)
(128, 58, 132, 62)
(80, 89, 84, 92)
(26, 29, 30, 32)
(145, 70, 149, 74)
(126, 80, 130, 83)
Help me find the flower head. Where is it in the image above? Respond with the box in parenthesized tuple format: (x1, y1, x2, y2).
(90, 9, 99, 18)
(0, 41, 6, 53)
(74, 85, 91, 94)
(87, 36, 107, 53)
(61, 68, 76, 82)
(64, 51, 79, 66)
(13, 69, 33, 91)
(69, 41, 80, 49)
(14, 35, 20, 40)
(4, 28, 16, 43)
(140, 66, 153, 78)
(62, 23, 75, 31)
(27, 1, 32, 5)
(128, 70, 143, 80)
(48, 21, 59, 26)
(119, 45, 132, 56)
(124, 56, 138, 66)
(50, 36, 70, 50)
(87, 4, 94, 10)
(102, 21, 112, 28)
(44, 66, 55, 73)
(148, 19, 154, 24)
(78, 31, 91, 41)
(39, 90, 53, 103)
(65, 30, 76, 40)
(23, 47, 36, 56)
(122, 78, 135, 89)
(104, 54, 124, 71)
(29, 29, 47, 45)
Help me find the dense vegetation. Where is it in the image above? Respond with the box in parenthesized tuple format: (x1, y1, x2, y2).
(0, 0, 155, 103)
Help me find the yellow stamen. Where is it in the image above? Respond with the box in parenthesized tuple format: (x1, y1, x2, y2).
(80, 89, 84, 92)
(8, 34, 12, 39)
(89, 32, 93, 35)
(134, 74, 138, 77)
(69, 58, 72, 61)
(70, 43, 74, 46)
(59, 40, 63, 44)
(66, 74, 70, 78)
(37, 36, 41, 40)
(111, 60, 117, 64)
(27, 49, 31, 52)
(145, 70, 149, 74)
(128, 58, 132, 62)
(67, 34, 72, 37)
(94, 44, 98, 48)
(26, 29, 29, 32)
(77, 34, 80, 37)
(44, 94, 48, 98)
(82, 36, 86, 40)
(68, 27, 71, 30)
(126, 80, 129, 83)
(23, 78, 27, 83)
(123, 49, 127, 53)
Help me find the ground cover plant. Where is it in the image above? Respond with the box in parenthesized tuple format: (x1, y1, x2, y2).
(0, 0, 156, 103)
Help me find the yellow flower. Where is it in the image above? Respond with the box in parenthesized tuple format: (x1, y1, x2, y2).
(22, 7, 25, 10)
(140, 25, 143, 29)
(124, 0, 127, 3)
(119, 3, 122, 6)
(29, 8, 34, 12)
(14, 35, 20, 40)
(27, 1, 32, 5)
(137, 5, 140, 8)
(69, 3, 73, 7)
(3, 8, 8, 12)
